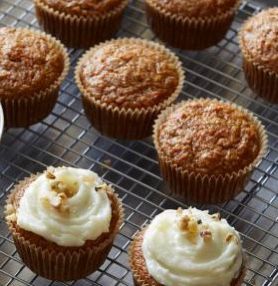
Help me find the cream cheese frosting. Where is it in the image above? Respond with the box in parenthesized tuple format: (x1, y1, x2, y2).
(142, 208, 243, 286)
(16, 167, 112, 247)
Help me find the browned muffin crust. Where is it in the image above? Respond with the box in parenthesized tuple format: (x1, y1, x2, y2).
(79, 42, 179, 109)
(151, 0, 238, 18)
(6, 174, 121, 252)
(40, 0, 124, 16)
(129, 230, 245, 286)
(240, 8, 278, 73)
(157, 99, 261, 175)
(0, 27, 65, 100)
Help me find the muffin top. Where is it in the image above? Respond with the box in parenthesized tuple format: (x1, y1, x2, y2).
(0, 27, 65, 99)
(240, 8, 278, 73)
(149, 0, 238, 18)
(41, 0, 124, 17)
(6, 167, 113, 247)
(142, 208, 243, 286)
(79, 40, 180, 109)
(157, 99, 261, 175)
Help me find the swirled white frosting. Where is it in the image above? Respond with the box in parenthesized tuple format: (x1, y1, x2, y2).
(142, 208, 243, 286)
(17, 167, 112, 247)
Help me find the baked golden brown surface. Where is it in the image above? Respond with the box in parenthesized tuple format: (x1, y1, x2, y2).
(157, 99, 261, 175)
(79, 41, 179, 109)
(40, 0, 124, 16)
(150, 0, 238, 18)
(7, 174, 121, 252)
(129, 230, 245, 286)
(240, 8, 278, 73)
(0, 27, 64, 99)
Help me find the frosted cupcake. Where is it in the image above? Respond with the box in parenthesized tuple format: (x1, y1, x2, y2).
(129, 207, 245, 286)
(5, 166, 123, 281)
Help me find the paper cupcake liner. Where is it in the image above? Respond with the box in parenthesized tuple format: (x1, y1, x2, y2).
(34, 0, 128, 49)
(129, 229, 246, 286)
(153, 98, 268, 204)
(75, 38, 184, 140)
(145, 0, 240, 50)
(1, 28, 69, 128)
(5, 174, 124, 281)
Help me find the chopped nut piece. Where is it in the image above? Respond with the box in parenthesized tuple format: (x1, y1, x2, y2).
(179, 215, 198, 234)
(46, 171, 56, 180)
(197, 219, 202, 224)
(179, 215, 190, 231)
(41, 192, 70, 215)
(95, 184, 107, 191)
(200, 230, 212, 241)
(51, 180, 78, 198)
(211, 212, 221, 220)
(225, 233, 237, 243)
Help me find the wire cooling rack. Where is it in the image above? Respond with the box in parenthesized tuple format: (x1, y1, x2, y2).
(0, 0, 277, 285)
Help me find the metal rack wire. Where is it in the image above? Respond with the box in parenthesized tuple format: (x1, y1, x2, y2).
(0, 0, 277, 285)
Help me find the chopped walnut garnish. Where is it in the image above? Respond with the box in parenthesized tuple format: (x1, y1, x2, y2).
(200, 230, 212, 241)
(197, 219, 202, 224)
(225, 233, 238, 244)
(211, 212, 221, 220)
(179, 215, 190, 231)
(41, 192, 70, 215)
(95, 184, 107, 191)
(179, 215, 198, 233)
(51, 181, 78, 198)
(46, 171, 56, 180)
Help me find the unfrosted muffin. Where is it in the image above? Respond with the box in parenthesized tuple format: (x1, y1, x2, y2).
(154, 98, 267, 203)
(145, 0, 240, 50)
(5, 166, 123, 281)
(129, 207, 245, 286)
(0, 27, 69, 128)
(239, 8, 278, 103)
(34, 0, 128, 48)
(76, 38, 184, 139)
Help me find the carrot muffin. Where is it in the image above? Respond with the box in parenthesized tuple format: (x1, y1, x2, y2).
(239, 8, 278, 103)
(145, 0, 240, 50)
(0, 27, 69, 128)
(129, 208, 245, 286)
(5, 166, 123, 281)
(34, 0, 128, 48)
(76, 38, 184, 139)
(154, 98, 267, 203)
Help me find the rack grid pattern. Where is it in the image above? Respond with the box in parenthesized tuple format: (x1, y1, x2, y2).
(0, 0, 277, 285)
